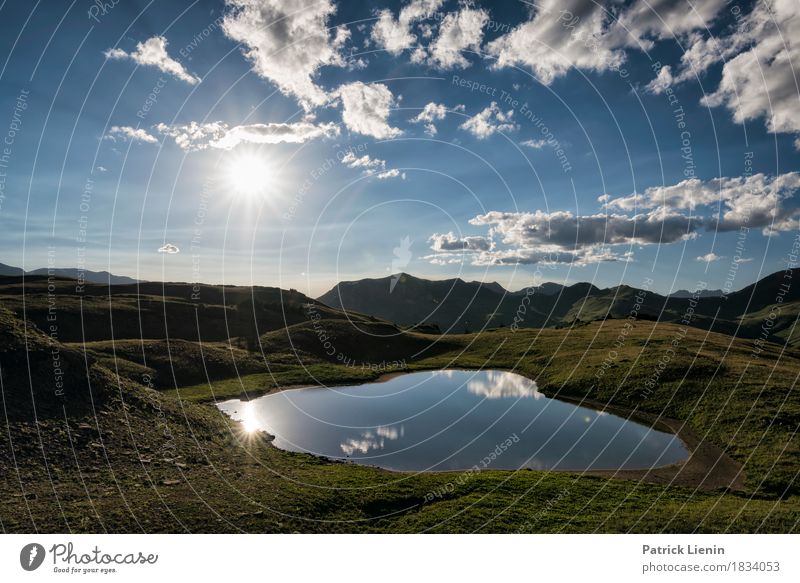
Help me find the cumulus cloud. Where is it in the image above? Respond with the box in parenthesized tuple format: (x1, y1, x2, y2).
(222, 0, 348, 109)
(155, 122, 225, 151)
(156, 120, 339, 151)
(487, 0, 725, 85)
(642, 1, 800, 141)
(342, 152, 384, 171)
(603, 172, 800, 234)
(697, 252, 722, 263)
(337, 82, 402, 139)
(608, 0, 727, 48)
(644, 65, 675, 94)
(158, 243, 180, 254)
(376, 169, 404, 180)
(471, 209, 698, 249)
(105, 126, 158, 144)
(460, 102, 518, 139)
(370, 0, 445, 55)
(647, 33, 741, 94)
(427, 169, 800, 268)
(426, 245, 632, 267)
(429, 232, 493, 252)
(105, 36, 199, 84)
(486, 0, 626, 85)
(210, 121, 339, 149)
(409, 102, 464, 135)
(341, 152, 404, 180)
(427, 207, 697, 267)
(700, 0, 800, 137)
(417, 8, 489, 69)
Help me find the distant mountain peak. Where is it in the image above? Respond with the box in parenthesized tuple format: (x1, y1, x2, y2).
(0, 262, 139, 285)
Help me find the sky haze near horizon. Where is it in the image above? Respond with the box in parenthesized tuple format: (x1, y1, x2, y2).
(1, 0, 800, 297)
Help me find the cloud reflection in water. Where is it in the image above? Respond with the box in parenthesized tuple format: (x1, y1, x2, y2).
(340, 424, 405, 456)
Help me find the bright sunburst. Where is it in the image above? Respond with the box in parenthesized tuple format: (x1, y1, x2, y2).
(225, 152, 272, 198)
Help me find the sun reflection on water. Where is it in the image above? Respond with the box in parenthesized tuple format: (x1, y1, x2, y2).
(240, 402, 260, 433)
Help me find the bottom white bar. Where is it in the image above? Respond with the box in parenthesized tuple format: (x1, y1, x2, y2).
(1, 534, 797, 582)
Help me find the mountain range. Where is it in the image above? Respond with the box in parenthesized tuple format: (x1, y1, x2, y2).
(3, 261, 796, 347)
(318, 271, 800, 345)
(0, 262, 139, 285)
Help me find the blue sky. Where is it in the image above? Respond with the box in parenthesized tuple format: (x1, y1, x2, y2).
(1, 0, 799, 296)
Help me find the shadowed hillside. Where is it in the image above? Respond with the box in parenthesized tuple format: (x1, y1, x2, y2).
(318, 272, 602, 333)
(2, 298, 799, 533)
(319, 269, 800, 345)
(0, 276, 366, 343)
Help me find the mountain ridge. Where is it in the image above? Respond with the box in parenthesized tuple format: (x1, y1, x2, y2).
(318, 269, 800, 344)
(0, 261, 139, 285)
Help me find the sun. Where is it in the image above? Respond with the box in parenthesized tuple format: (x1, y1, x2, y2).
(225, 152, 272, 197)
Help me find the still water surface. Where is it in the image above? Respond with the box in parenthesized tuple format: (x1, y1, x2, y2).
(217, 370, 688, 472)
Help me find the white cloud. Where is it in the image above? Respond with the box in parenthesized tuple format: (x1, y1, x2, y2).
(644, 65, 675, 94)
(370, 0, 445, 55)
(105, 126, 158, 144)
(425, 203, 701, 265)
(337, 82, 402, 139)
(429, 232, 492, 252)
(487, 0, 726, 85)
(643, 1, 800, 140)
(421, 8, 488, 69)
(608, 0, 727, 48)
(342, 152, 385, 171)
(486, 0, 626, 85)
(410, 102, 464, 135)
(700, 0, 800, 137)
(341, 152, 404, 180)
(427, 206, 699, 267)
(210, 121, 339, 149)
(155, 122, 225, 150)
(95, 166, 108, 172)
(460, 102, 518, 139)
(648, 33, 742, 94)
(158, 243, 180, 254)
(603, 172, 800, 234)
(105, 36, 199, 84)
(376, 169, 404, 180)
(222, 0, 348, 109)
(520, 138, 548, 149)
(156, 120, 339, 151)
(371, 10, 415, 55)
(471, 209, 698, 249)
(697, 252, 722, 263)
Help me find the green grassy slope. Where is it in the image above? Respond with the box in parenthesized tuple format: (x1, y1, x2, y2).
(2, 282, 799, 533)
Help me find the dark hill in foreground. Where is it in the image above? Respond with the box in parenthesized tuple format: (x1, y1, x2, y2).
(0, 276, 372, 343)
(2, 303, 799, 532)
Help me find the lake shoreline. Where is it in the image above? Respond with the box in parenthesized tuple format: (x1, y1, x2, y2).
(211, 367, 744, 491)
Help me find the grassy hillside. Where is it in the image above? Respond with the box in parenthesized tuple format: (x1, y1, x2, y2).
(185, 317, 800, 499)
(0, 276, 366, 342)
(2, 280, 799, 533)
